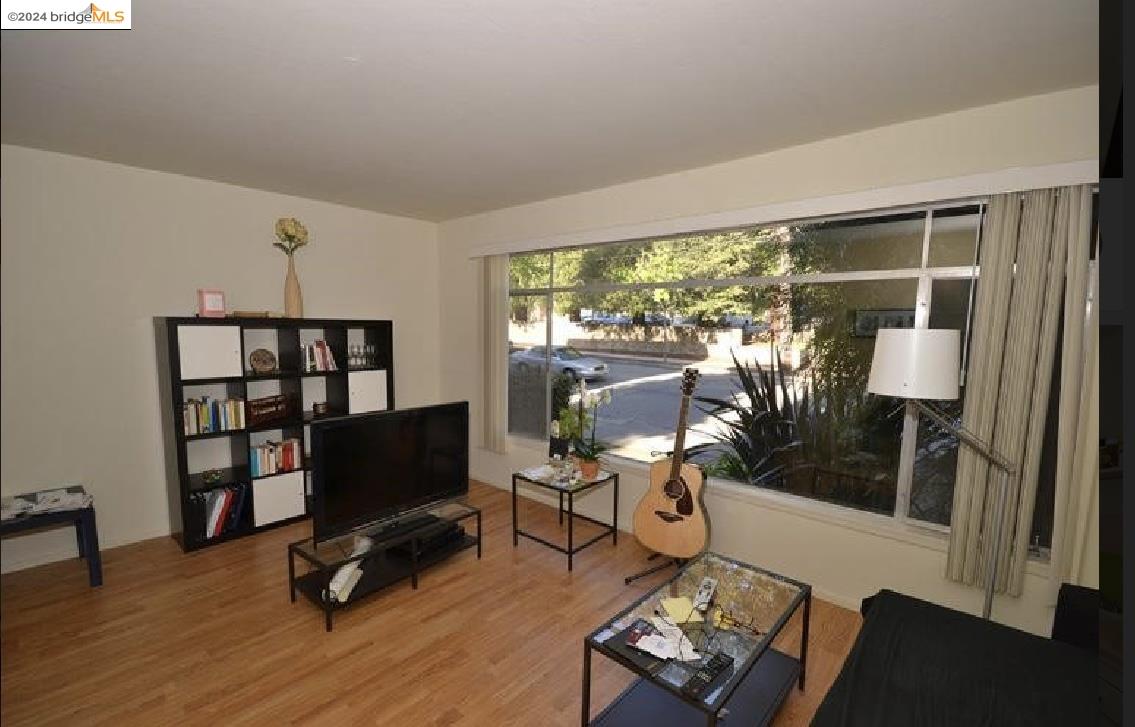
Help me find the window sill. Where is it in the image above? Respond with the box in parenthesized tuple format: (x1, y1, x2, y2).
(500, 435, 1050, 576)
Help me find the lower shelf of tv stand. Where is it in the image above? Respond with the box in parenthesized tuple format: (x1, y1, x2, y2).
(292, 534, 478, 628)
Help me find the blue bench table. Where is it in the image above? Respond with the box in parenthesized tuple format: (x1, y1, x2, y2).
(0, 485, 102, 587)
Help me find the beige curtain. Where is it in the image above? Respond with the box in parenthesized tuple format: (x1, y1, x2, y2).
(1048, 239, 1099, 596)
(482, 255, 509, 453)
(946, 185, 1093, 597)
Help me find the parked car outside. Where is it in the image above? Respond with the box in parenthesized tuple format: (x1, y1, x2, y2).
(643, 312, 671, 326)
(509, 346, 609, 380)
(671, 314, 701, 329)
(582, 311, 632, 326)
(719, 313, 753, 328)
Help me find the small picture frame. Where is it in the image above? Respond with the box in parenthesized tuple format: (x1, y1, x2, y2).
(197, 289, 226, 318)
(853, 308, 915, 337)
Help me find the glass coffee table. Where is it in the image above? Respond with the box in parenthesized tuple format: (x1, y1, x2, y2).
(581, 552, 811, 726)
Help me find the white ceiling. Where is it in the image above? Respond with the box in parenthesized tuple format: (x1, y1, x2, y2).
(1, 1, 1097, 221)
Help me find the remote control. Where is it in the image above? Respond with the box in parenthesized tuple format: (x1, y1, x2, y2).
(681, 651, 734, 699)
(693, 577, 717, 611)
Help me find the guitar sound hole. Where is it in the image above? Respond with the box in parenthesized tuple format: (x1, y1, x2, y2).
(663, 478, 686, 500)
(654, 511, 685, 523)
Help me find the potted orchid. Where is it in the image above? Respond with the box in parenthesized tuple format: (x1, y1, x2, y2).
(558, 380, 612, 480)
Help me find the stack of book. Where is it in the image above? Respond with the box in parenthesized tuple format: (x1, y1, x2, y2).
(250, 438, 302, 477)
(302, 340, 338, 373)
(184, 397, 245, 435)
(189, 483, 249, 540)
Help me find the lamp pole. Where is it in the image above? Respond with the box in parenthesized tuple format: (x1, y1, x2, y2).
(913, 400, 1016, 619)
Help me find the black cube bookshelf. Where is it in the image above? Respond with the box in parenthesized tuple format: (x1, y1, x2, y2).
(155, 316, 395, 552)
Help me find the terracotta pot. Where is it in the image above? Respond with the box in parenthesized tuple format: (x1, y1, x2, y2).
(284, 254, 304, 318)
(578, 458, 601, 480)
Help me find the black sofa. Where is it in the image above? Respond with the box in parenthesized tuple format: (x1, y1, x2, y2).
(811, 587, 1098, 726)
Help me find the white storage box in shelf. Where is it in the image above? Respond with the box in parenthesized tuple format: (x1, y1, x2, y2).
(177, 325, 242, 380)
(348, 369, 388, 414)
(252, 471, 305, 526)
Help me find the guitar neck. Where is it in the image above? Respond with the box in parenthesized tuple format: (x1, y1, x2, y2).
(669, 394, 691, 481)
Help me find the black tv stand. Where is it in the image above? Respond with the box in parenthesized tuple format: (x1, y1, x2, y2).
(288, 500, 481, 631)
(369, 512, 440, 539)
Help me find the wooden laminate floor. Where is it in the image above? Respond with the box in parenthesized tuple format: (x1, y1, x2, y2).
(1, 481, 860, 726)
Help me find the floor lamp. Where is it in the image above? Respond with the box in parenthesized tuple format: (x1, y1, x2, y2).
(866, 328, 1017, 619)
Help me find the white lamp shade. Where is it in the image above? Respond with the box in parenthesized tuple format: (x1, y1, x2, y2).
(866, 328, 961, 400)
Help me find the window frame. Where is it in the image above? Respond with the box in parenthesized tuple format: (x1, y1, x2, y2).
(508, 203, 986, 528)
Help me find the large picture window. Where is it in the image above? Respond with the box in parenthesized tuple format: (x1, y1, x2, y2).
(506, 202, 1061, 543)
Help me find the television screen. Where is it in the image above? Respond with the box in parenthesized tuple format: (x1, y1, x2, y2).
(310, 401, 468, 542)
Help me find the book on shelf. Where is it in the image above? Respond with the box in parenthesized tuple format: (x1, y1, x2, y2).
(183, 397, 245, 436)
(301, 339, 339, 373)
(190, 482, 249, 540)
(226, 485, 247, 531)
(250, 438, 302, 478)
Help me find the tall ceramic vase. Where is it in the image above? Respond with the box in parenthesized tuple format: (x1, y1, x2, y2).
(284, 254, 303, 318)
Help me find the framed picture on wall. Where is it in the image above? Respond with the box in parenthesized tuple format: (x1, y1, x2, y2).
(196, 289, 226, 318)
(853, 308, 915, 337)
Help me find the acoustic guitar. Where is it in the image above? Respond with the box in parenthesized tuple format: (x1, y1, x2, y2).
(632, 368, 710, 559)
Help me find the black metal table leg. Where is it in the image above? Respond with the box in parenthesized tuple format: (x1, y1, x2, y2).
(288, 548, 296, 602)
(559, 491, 564, 525)
(476, 510, 482, 559)
(512, 476, 519, 547)
(74, 518, 85, 559)
(324, 570, 333, 632)
(799, 590, 811, 690)
(411, 537, 420, 589)
(80, 508, 102, 587)
(567, 492, 574, 571)
(612, 475, 619, 546)
(581, 641, 591, 726)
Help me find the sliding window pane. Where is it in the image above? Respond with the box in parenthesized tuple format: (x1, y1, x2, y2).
(509, 252, 550, 290)
(927, 206, 980, 268)
(771, 280, 914, 514)
(786, 212, 925, 274)
(507, 295, 549, 437)
(909, 278, 973, 524)
(637, 279, 915, 515)
(549, 289, 756, 463)
(552, 228, 784, 287)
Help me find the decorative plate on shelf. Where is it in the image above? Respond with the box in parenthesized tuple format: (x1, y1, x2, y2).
(249, 348, 277, 373)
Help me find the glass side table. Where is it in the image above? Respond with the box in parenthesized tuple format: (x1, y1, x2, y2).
(288, 499, 481, 631)
(582, 551, 811, 726)
(512, 465, 619, 571)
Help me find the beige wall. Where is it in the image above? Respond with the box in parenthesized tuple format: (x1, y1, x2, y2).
(437, 86, 1098, 635)
(0, 145, 441, 572)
